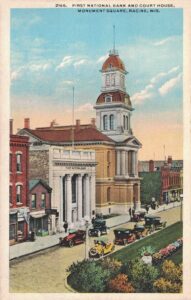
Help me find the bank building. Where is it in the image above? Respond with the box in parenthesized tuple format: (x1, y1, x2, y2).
(19, 46, 142, 231)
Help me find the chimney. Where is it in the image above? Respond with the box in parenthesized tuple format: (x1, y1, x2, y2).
(91, 118, 96, 128)
(24, 118, 30, 129)
(149, 160, 154, 172)
(76, 119, 80, 130)
(10, 119, 13, 135)
(167, 156, 172, 165)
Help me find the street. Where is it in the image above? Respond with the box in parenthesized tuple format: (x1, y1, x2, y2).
(10, 206, 181, 293)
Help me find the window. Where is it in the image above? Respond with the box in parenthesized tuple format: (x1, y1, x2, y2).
(103, 115, 108, 130)
(110, 114, 114, 130)
(10, 153, 12, 172)
(16, 185, 22, 203)
(16, 154, 22, 172)
(111, 74, 115, 86)
(105, 96, 112, 103)
(41, 193, 46, 208)
(123, 115, 126, 129)
(31, 194, 36, 209)
(106, 74, 110, 86)
(126, 116, 129, 130)
(120, 75, 124, 88)
(9, 186, 12, 203)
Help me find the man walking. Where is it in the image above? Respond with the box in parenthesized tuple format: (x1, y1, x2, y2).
(63, 221, 68, 233)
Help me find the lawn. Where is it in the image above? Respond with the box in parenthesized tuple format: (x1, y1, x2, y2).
(110, 222, 182, 263)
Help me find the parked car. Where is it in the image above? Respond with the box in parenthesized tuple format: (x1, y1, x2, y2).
(144, 215, 167, 231)
(89, 239, 115, 258)
(131, 210, 146, 222)
(113, 228, 136, 245)
(59, 229, 86, 247)
(89, 219, 109, 237)
(133, 223, 150, 239)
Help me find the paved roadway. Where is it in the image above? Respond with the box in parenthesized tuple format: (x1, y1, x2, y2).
(10, 206, 181, 293)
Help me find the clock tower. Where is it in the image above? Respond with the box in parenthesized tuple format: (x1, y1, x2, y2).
(95, 49, 134, 142)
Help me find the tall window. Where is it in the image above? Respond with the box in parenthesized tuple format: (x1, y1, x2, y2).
(111, 74, 115, 86)
(110, 114, 114, 130)
(41, 193, 46, 208)
(107, 187, 111, 202)
(31, 194, 36, 209)
(10, 153, 12, 172)
(106, 74, 110, 86)
(123, 115, 126, 129)
(126, 116, 129, 130)
(16, 154, 22, 172)
(9, 186, 12, 204)
(16, 185, 22, 203)
(103, 115, 108, 130)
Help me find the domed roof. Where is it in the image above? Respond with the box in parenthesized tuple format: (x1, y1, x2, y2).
(96, 91, 132, 108)
(102, 52, 126, 72)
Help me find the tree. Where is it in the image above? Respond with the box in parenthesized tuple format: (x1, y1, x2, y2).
(107, 274, 135, 293)
(100, 257, 122, 278)
(130, 260, 159, 292)
(67, 259, 111, 292)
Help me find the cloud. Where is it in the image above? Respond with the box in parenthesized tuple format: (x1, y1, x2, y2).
(131, 87, 153, 104)
(158, 73, 182, 96)
(76, 103, 94, 112)
(56, 56, 74, 70)
(96, 54, 108, 64)
(11, 66, 26, 81)
(73, 59, 87, 67)
(153, 37, 174, 46)
(29, 63, 52, 72)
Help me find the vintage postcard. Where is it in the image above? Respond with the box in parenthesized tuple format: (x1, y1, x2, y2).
(0, 0, 191, 299)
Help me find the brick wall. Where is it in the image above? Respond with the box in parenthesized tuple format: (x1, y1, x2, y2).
(29, 150, 49, 183)
(29, 183, 51, 211)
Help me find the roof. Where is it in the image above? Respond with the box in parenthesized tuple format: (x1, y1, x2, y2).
(96, 91, 132, 106)
(102, 53, 126, 72)
(29, 179, 52, 192)
(24, 127, 114, 144)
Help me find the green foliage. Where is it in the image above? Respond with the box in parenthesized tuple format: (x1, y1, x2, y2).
(139, 246, 155, 256)
(130, 260, 159, 292)
(67, 259, 111, 292)
(100, 257, 122, 278)
(140, 172, 162, 204)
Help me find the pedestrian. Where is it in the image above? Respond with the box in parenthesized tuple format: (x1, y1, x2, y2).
(91, 216, 95, 226)
(129, 207, 132, 217)
(145, 205, 149, 214)
(132, 208, 135, 217)
(63, 220, 68, 233)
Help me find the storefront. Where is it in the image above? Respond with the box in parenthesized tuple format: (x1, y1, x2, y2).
(30, 212, 49, 236)
(9, 210, 18, 245)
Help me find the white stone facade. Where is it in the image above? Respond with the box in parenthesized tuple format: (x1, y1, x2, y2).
(49, 147, 96, 231)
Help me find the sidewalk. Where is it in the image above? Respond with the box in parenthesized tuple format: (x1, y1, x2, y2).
(10, 201, 181, 261)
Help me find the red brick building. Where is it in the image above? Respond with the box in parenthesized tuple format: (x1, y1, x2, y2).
(29, 179, 52, 235)
(9, 120, 30, 244)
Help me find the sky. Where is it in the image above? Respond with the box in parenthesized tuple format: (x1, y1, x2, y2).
(11, 8, 183, 160)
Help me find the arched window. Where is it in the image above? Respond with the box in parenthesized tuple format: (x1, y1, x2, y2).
(110, 114, 114, 130)
(105, 95, 112, 103)
(123, 115, 126, 129)
(126, 116, 129, 130)
(103, 115, 108, 130)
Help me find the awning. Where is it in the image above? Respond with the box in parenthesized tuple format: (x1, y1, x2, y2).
(9, 210, 18, 215)
(30, 213, 47, 219)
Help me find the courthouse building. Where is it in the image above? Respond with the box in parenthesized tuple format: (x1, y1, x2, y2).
(19, 47, 142, 224)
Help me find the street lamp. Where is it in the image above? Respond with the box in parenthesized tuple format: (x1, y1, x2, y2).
(84, 216, 90, 260)
(180, 194, 183, 222)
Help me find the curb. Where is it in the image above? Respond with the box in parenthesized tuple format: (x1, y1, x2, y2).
(64, 274, 77, 293)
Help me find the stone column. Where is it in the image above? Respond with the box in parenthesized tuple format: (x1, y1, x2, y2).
(77, 174, 82, 221)
(121, 151, 126, 175)
(116, 150, 121, 175)
(66, 174, 72, 224)
(90, 174, 96, 217)
(134, 151, 138, 176)
(126, 151, 129, 176)
(132, 151, 136, 176)
(85, 175, 90, 218)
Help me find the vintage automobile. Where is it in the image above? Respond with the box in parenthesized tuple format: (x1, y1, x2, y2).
(131, 210, 146, 222)
(144, 215, 167, 231)
(89, 239, 115, 258)
(88, 219, 109, 237)
(113, 228, 136, 245)
(133, 223, 150, 239)
(59, 229, 86, 247)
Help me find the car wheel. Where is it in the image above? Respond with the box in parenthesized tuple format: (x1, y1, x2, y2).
(88, 231, 92, 237)
(69, 240, 74, 248)
(97, 231, 101, 237)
